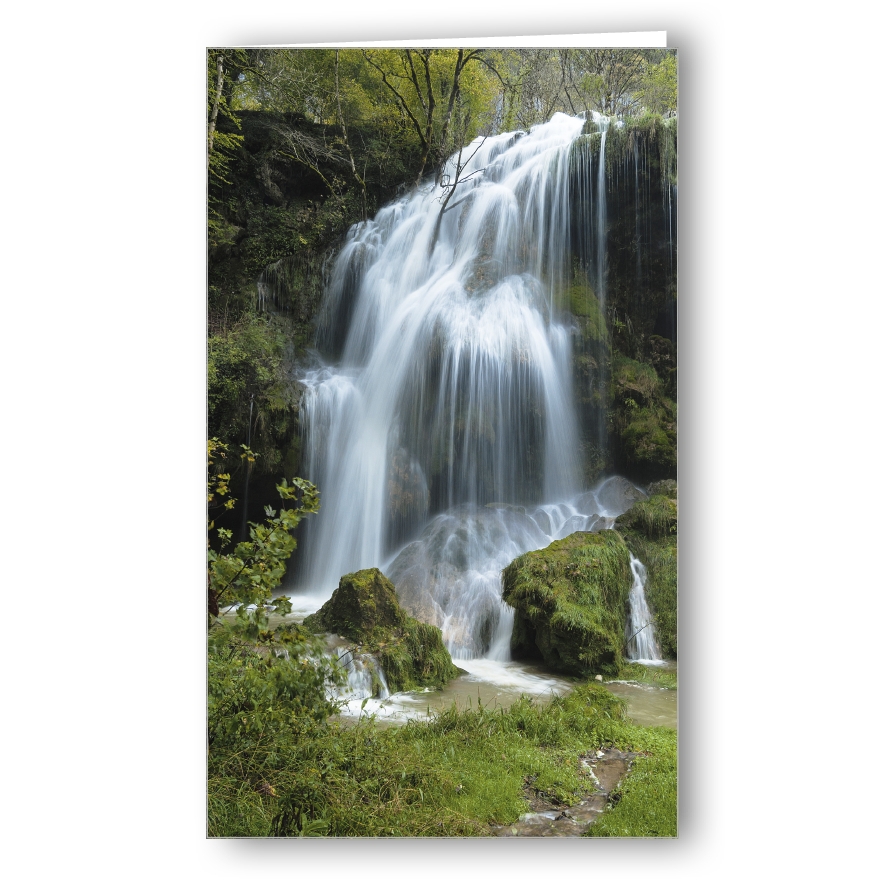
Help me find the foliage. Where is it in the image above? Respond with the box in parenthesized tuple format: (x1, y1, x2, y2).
(207, 439, 317, 615)
(208, 47, 254, 283)
(207, 312, 301, 477)
(636, 53, 678, 117)
(207, 439, 343, 773)
(496, 48, 677, 129)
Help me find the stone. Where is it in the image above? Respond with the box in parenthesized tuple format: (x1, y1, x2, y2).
(647, 478, 677, 498)
(303, 567, 461, 694)
(595, 476, 648, 513)
(485, 502, 527, 515)
(502, 530, 632, 677)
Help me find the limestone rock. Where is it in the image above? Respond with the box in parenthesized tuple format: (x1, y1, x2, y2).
(595, 476, 648, 514)
(647, 479, 677, 498)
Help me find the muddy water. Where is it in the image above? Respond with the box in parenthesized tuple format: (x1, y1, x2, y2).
(336, 657, 678, 731)
(267, 602, 677, 730)
(604, 676, 678, 730)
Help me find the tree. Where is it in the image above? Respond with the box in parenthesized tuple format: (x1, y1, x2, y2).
(432, 116, 488, 245)
(207, 47, 259, 258)
(583, 48, 649, 117)
(207, 439, 342, 747)
(361, 47, 497, 184)
(207, 48, 249, 182)
(636, 51, 678, 117)
(335, 49, 368, 221)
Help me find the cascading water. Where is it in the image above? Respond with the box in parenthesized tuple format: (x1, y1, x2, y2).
(289, 111, 674, 672)
(625, 555, 664, 664)
(334, 646, 390, 702)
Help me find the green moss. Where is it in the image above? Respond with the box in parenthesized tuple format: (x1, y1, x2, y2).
(558, 262, 609, 348)
(609, 351, 677, 477)
(376, 617, 462, 693)
(304, 568, 460, 693)
(304, 568, 406, 641)
(611, 352, 661, 406)
(502, 531, 632, 677)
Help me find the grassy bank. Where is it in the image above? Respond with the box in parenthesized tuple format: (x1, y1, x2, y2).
(208, 682, 676, 838)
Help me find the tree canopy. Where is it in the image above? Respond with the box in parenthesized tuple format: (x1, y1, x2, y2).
(221, 47, 676, 180)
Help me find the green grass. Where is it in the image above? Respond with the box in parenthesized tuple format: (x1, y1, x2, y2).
(617, 661, 678, 690)
(208, 682, 677, 838)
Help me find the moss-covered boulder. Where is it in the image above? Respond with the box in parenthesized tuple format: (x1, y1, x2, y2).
(502, 530, 632, 678)
(615, 492, 678, 659)
(615, 494, 677, 540)
(303, 568, 461, 693)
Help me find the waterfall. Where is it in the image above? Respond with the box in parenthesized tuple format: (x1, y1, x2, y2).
(290, 112, 668, 661)
(625, 555, 664, 664)
(333, 646, 390, 702)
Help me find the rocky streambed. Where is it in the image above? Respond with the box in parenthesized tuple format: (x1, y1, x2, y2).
(489, 747, 640, 838)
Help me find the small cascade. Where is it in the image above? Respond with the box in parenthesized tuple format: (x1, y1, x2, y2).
(625, 555, 664, 664)
(332, 645, 390, 702)
(384, 476, 643, 658)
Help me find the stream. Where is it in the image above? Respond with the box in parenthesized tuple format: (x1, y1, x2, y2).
(274, 604, 677, 731)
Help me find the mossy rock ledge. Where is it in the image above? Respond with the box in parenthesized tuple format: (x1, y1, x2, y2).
(501, 530, 632, 678)
(614, 492, 677, 540)
(303, 567, 462, 693)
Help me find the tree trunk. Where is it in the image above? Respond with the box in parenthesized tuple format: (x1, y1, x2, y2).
(207, 52, 225, 166)
(335, 50, 368, 221)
